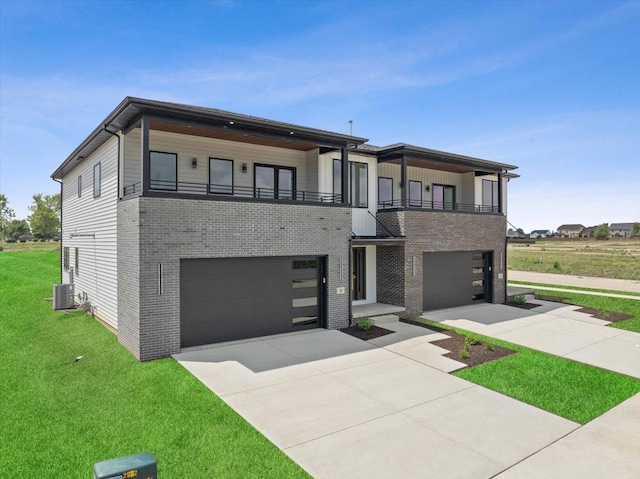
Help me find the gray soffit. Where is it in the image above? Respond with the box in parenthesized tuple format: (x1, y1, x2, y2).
(52, 97, 369, 179)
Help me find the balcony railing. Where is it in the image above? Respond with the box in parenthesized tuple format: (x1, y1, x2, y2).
(378, 199, 499, 213)
(122, 180, 342, 204)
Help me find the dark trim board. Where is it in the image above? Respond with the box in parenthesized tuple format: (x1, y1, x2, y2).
(180, 256, 326, 348)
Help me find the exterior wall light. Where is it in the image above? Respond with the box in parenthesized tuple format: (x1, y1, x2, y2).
(191, 158, 198, 169)
(242, 163, 248, 173)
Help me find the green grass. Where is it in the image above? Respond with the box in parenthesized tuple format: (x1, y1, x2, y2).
(531, 289, 640, 333)
(508, 239, 640, 280)
(0, 250, 310, 478)
(509, 280, 640, 298)
(412, 317, 640, 425)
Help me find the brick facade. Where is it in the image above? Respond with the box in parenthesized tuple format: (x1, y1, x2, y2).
(377, 209, 507, 316)
(117, 197, 352, 361)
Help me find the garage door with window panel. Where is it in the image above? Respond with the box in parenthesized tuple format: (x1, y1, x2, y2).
(423, 251, 491, 311)
(180, 256, 325, 348)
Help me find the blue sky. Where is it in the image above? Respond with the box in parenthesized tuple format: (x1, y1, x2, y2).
(1, 0, 638, 231)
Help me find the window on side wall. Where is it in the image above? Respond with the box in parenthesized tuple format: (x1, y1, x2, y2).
(378, 177, 393, 206)
(93, 163, 101, 198)
(482, 179, 499, 212)
(350, 162, 368, 208)
(78, 176, 82, 198)
(75, 248, 79, 274)
(63, 247, 69, 271)
(333, 159, 342, 201)
(150, 151, 177, 190)
(209, 158, 234, 194)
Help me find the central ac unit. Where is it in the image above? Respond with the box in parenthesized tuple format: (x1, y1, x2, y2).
(53, 284, 75, 310)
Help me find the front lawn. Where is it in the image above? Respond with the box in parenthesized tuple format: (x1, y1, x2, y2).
(0, 250, 309, 478)
(412, 317, 640, 425)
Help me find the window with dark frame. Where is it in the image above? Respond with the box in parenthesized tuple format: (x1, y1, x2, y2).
(254, 164, 295, 199)
(409, 180, 422, 207)
(378, 177, 393, 206)
(350, 162, 368, 208)
(150, 151, 177, 191)
(209, 158, 234, 194)
(333, 159, 342, 200)
(63, 247, 69, 271)
(93, 163, 101, 198)
(482, 179, 499, 212)
(78, 176, 82, 198)
(432, 184, 455, 210)
(75, 247, 79, 274)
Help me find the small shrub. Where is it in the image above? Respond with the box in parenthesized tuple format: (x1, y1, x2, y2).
(465, 335, 481, 347)
(485, 343, 494, 351)
(553, 260, 560, 269)
(514, 295, 526, 305)
(459, 348, 470, 359)
(356, 317, 372, 331)
(599, 310, 611, 320)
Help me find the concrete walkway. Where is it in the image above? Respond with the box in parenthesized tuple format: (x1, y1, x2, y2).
(423, 300, 640, 379)
(509, 270, 640, 293)
(509, 283, 640, 301)
(175, 322, 579, 479)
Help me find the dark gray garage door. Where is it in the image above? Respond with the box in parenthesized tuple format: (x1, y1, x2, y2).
(423, 252, 491, 310)
(180, 256, 325, 348)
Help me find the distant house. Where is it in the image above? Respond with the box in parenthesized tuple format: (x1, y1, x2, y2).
(580, 226, 597, 238)
(557, 224, 584, 238)
(530, 229, 551, 239)
(609, 223, 635, 238)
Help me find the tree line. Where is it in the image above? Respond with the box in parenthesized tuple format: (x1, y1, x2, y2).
(0, 193, 61, 242)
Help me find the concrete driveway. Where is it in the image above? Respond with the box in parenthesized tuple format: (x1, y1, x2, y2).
(175, 319, 578, 479)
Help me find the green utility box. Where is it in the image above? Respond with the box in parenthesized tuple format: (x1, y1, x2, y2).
(93, 452, 157, 479)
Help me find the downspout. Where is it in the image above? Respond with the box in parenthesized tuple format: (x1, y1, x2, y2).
(103, 125, 121, 199)
(348, 237, 353, 326)
(52, 177, 63, 283)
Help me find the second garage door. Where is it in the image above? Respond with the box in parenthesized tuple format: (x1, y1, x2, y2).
(180, 256, 325, 348)
(423, 251, 491, 311)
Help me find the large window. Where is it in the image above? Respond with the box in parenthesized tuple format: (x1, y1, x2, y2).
(150, 151, 177, 190)
(482, 179, 499, 212)
(350, 162, 368, 208)
(254, 164, 295, 199)
(333, 159, 368, 207)
(93, 163, 101, 198)
(409, 180, 422, 207)
(378, 177, 393, 206)
(432, 184, 455, 210)
(209, 158, 233, 194)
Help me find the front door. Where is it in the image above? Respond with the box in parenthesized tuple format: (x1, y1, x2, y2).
(352, 247, 366, 300)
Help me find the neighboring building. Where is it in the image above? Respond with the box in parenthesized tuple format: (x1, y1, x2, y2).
(52, 97, 518, 361)
(580, 226, 597, 238)
(507, 229, 521, 238)
(557, 224, 584, 238)
(530, 229, 551, 239)
(609, 223, 635, 238)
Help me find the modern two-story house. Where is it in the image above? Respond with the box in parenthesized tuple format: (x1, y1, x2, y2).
(52, 97, 518, 361)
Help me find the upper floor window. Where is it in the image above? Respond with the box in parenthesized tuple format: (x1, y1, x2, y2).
(409, 180, 422, 207)
(333, 159, 368, 207)
(93, 163, 101, 198)
(378, 177, 393, 206)
(150, 151, 177, 191)
(63, 247, 70, 271)
(482, 179, 499, 212)
(78, 176, 82, 198)
(209, 158, 233, 194)
(433, 184, 455, 210)
(254, 164, 295, 200)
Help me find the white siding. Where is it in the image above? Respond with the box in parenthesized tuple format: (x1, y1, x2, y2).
(378, 163, 475, 205)
(61, 136, 119, 328)
(319, 152, 378, 236)
(122, 129, 309, 194)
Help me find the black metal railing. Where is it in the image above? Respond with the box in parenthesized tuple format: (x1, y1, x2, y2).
(122, 180, 342, 204)
(377, 199, 499, 213)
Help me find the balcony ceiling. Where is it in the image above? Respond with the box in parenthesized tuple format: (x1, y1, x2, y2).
(150, 120, 319, 152)
(386, 157, 474, 174)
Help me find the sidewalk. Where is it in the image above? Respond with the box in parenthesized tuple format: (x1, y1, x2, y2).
(508, 271, 640, 294)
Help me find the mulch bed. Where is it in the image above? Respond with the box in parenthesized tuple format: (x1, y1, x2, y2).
(400, 318, 517, 368)
(505, 300, 540, 310)
(339, 325, 395, 341)
(534, 294, 632, 323)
